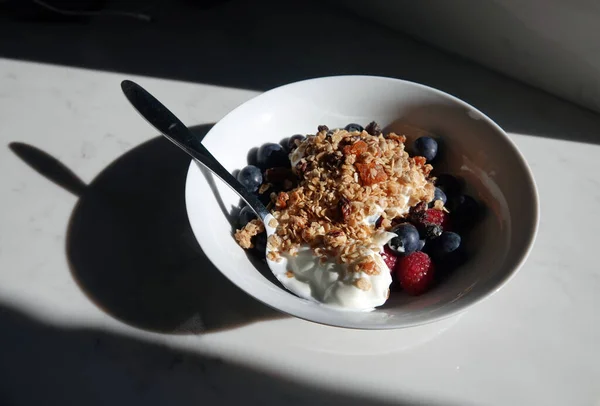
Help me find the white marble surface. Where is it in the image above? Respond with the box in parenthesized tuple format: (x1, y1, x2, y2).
(1, 3, 600, 405)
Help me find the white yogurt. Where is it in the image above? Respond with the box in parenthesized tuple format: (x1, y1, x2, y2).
(266, 230, 396, 311)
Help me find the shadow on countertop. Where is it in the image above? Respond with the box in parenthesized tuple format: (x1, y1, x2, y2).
(9, 124, 286, 334)
(2, 0, 600, 145)
(0, 303, 465, 406)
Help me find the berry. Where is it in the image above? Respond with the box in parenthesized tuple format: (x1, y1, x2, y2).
(257, 143, 289, 168)
(413, 136, 438, 162)
(417, 239, 426, 251)
(435, 174, 461, 196)
(237, 165, 263, 193)
(238, 205, 257, 227)
(387, 223, 420, 256)
(344, 123, 364, 133)
(381, 245, 398, 272)
(395, 251, 435, 295)
(424, 209, 451, 230)
(430, 187, 447, 206)
(287, 134, 305, 152)
(254, 232, 267, 254)
(430, 232, 461, 258)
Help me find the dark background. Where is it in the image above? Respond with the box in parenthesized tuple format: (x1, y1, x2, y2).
(3, 0, 600, 145)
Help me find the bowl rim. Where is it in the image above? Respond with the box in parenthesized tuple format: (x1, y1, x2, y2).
(184, 75, 540, 329)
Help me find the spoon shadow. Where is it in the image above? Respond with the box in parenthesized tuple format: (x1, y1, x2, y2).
(9, 124, 286, 334)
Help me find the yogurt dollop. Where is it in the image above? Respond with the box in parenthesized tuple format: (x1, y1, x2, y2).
(267, 230, 396, 311)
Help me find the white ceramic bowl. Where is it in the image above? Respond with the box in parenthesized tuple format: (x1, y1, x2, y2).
(185, 76, 539, 329)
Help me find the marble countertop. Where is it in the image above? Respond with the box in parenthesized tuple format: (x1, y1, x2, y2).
(1, 1, 599, 405)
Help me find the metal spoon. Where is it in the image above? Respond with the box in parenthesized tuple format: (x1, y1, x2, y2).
(120, 80, 275, 230)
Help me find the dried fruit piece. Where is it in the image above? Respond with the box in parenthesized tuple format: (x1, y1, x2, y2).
(276, 192, 289, 209)
(343, 140, 368, 156)
(414, 156, 427, 167)
(338, 196, 351, 223)
(355, 162, 388, 186)
(365, 121, 382, 136)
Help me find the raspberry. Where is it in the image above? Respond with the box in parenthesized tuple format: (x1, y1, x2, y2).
(395, 251, 435, 295)
(425, 209, 451, 230)
(381, 245, 398, 272)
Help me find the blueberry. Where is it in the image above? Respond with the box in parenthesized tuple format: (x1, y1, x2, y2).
(435, 174, 462, 196)
(344, 123, 364, 133)
(238, 205, 257, 227)
(430, 187, 447, 207)
(287, 134, 305, 152)
(430, 232, 461, 258)
(254, 232, 267, 254)
(237, 165, 263, 193)
(413, 136, 438, 162)
(387, 223, 420, 256)
(257, 143, 289, 168)
(449, 194, 479, 229)
(417, 239, 426, 251)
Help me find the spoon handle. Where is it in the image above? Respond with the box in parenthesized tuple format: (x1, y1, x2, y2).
(121, 80, 270, 221)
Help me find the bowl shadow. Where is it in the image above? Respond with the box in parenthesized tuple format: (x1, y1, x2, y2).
(9, 124, 286, 334)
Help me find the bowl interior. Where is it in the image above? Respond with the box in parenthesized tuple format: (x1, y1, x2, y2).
(185, 76, 538, 329)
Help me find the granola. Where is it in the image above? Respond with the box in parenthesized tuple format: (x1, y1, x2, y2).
(238, 127, 434, 271)
(233, 122, 481, 306)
